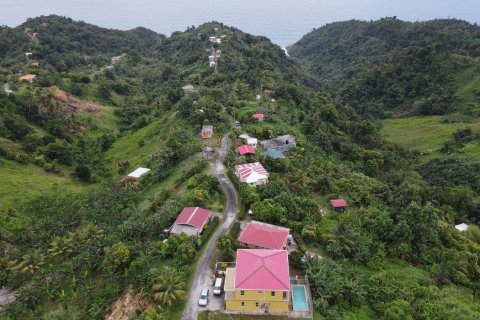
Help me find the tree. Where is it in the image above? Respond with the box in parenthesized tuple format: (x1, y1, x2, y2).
(74, 164, 91, 182)
(216, 235, 235, 261)
(103, 242, 130, 273)
(324, 222, 355, 258)
(151, 267, 186, 306)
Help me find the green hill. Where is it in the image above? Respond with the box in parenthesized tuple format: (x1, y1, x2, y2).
(2, 16, 480, 320)
(289, 18, 480, 117)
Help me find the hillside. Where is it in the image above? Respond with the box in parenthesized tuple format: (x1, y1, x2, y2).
(289, 18, 480, 117)
(2, 15, 480, 320)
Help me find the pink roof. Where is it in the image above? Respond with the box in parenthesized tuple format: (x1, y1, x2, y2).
(235, 249, 290, 291)
(237, 145, 255, 155)
(262, 89, 273, 94)
(330, 199, 347, 208)
(253, 113, 265, 119)
(234, 162, 269, 183)
(174, 207, 211, 229)
(19, 74, 36, 81)
(238, 222, 289, 250)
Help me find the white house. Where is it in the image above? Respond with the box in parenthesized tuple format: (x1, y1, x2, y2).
(247, 137, 258, 149)
(455, 223, 469, 232)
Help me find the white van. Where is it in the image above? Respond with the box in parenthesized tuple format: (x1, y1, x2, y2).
(213, 278, 223, 295)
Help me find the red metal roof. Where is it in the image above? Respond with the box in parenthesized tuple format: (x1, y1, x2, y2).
(19, 74, 36, 81)
(238, 221, 289, 250)
(330, 199, 347, 208)
(237, 145, 255, 155)
(174, 207, 211, 229)
(253, 113, 265, 119)
(234, 162, 269, 184)
(235, 249, 290, 291)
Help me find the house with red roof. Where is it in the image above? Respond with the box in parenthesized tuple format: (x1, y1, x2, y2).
(19, 74, 36, 83)
(238, 221, 290, 250)
(237, 145, 255, 155)
(30, 60, 39, 67)
(234, 162, 269, 187)
(169, 207, 211, 237)
(253, 113, 265, 122)
(330, 199, 347, 212)
(224, 249, 290, 313)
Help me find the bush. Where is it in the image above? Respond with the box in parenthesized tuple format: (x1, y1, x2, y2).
(74, 164, 91, 181)
(102, 242, 130, 273)
(229, 222, 241, 239)
(15, 153, 29, 164)
(201, 216, 220, 243)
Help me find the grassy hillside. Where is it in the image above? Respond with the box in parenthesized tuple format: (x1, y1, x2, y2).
(0, 157, 88, 208)
(382, 113, 480, 156)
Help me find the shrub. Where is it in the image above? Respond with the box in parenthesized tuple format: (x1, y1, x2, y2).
(102, 242, 130, 273)
(229, 222, 241, 239)
(74, 164, 91, 182)
(201, 216, 220, 243)
(15, 153, 29, 164)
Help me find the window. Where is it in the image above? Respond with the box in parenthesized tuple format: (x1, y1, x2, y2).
(255, 302, 259, 307)
(240, 290, 245, 296)
(257, 291, 262, 294)
(241, 302, 245, 307)
(271, 291, 276, 297)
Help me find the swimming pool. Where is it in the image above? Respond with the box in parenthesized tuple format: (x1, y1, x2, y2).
(291, 285, 308, 311)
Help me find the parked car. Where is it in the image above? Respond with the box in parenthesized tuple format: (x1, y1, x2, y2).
(213, 278, 223, 295)
(198, 288, 209, 306)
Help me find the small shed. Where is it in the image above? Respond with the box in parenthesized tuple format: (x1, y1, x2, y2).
(455, 223, 469, 232)
(202, 146, 215, 160)
(330, 199, 347, 212)
(182, 84, 197, 94)
(253, 113, 265, 122)
(201, 125, 214, 139)
(30, 60, 39, 66)
(238, 145, 255, 155)
(19, 74, 36, 83)
(119, 167, 151, 182)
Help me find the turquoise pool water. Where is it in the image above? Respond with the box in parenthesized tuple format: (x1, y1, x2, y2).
(292, 285, 308, 311)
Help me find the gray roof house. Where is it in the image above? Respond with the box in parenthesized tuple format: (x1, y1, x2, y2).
(260, 135, 297, 152)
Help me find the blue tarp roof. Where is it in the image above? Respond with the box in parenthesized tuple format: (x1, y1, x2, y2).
(263, 150, 285, 159)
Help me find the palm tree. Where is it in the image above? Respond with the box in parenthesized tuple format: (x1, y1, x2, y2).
(151, 268, 186, 306)
(47, 236, 75, 257)
(324, 222, 355, 257)
(142, 307, 164, 320)
(10, 250, 46, 275)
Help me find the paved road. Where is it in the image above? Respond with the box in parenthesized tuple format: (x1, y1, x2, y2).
(0, 288, 16, 306)
(182, 134, 238, 320)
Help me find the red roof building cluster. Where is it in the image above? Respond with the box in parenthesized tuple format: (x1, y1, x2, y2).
(235, 249, 290, 291)
(237, 145, 255, 155)
(238, 221, 290, 250)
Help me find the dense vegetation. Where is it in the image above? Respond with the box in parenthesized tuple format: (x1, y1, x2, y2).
(289, 18, 480, 117)
(1, 15, 480, 320)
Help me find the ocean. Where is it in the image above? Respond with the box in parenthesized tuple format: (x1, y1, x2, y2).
(1, 0, 479, 47)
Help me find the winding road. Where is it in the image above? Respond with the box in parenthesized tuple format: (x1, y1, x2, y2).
(182, 134, 238, 320)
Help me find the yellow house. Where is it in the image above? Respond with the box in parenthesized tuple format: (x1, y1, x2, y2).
(224, 249, 290, 314)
